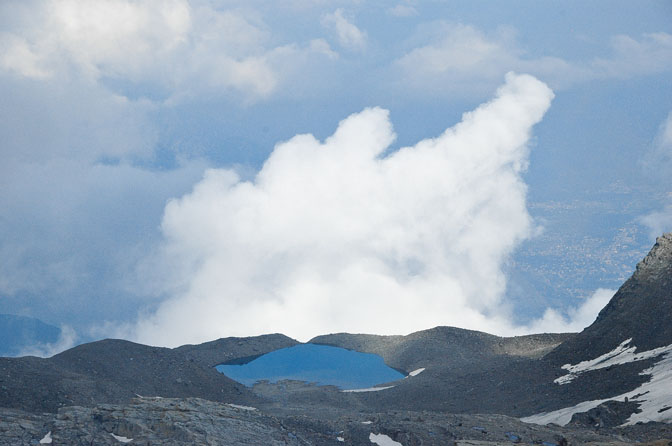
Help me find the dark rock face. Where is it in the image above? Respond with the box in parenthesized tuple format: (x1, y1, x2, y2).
(568, 400, 642, 428)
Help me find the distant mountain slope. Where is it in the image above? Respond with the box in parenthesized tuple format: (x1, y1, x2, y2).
(0, 314, 61, 357)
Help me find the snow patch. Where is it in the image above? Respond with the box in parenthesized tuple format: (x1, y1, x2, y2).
(625, 349, 672, 425)
(522, 340, 672, 426)
(111, 433, 133, 443)
(521, 398, 610, 426)
(227, 403, 258, 411)
(39, 431, 52, 444)
(342, 385, 395, 393)
(555, 338, 671, 384)
(370, 432, 403, 446)
(408, 368, 425, 377)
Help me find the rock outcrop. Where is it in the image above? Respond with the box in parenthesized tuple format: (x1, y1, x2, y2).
(0, 398, 303, 446)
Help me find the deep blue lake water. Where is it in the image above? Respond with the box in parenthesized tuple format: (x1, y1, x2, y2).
(215, 343, 405, 390)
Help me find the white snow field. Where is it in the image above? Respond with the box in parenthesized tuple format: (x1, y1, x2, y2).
(227, 403, 258, 411)
(408, 368, 425, 377)
(369, 432, 403, 446)
(111, 432, 133, 443)
(555, 338, 672, 385)
(342, 385, 395, 393)
(523, 340, 672, 426)
(39, 431, 52, 444)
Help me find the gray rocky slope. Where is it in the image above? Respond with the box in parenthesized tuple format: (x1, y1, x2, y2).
(1, 396, 668, 446)
(0, 334, 296, 413)
(1, 233, 671, 444)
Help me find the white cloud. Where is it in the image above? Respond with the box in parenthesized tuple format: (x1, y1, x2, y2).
(321, 9, 367, 52)
(398, 24, 514, 76)
(1, 0, 193, 81)
(394, 24, 569, 95)
(0, 0, 332, 101)
(395, 23, 672, 95)
(0, 34, 51, 79)
(525, 288, 616, 334)
(130, 73, 554, 346)
(642, 112, 672, 175)
(307, 38, 339, 59)
(591, 32, 672, 79)
(388, 4, 418, 18)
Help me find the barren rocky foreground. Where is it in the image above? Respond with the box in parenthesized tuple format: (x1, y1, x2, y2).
(1, 397, 670, 446)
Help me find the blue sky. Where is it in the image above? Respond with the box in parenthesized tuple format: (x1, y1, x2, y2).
(1, 0, 671, 347)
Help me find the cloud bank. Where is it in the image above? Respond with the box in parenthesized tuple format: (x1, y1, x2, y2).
(131, 73, 556, 346)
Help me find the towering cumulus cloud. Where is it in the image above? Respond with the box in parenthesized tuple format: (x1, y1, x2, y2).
(134, 73, 554, 346)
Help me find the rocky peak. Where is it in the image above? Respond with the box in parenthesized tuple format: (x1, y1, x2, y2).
(633, 232, 672, 283)
(546, 233, 672, 363)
